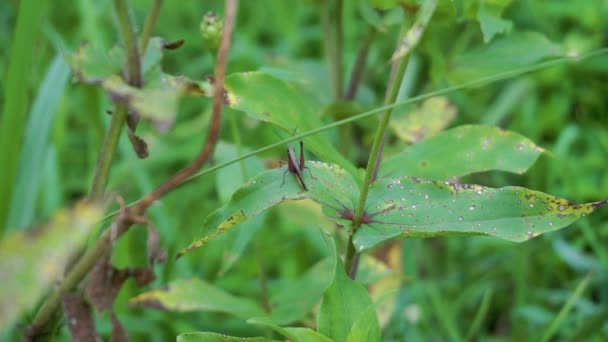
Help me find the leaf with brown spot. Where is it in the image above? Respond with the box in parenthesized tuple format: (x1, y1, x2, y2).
(177, 162, 355, 258)
(390, 97, 457, 144)
(353, 177, 608, 250)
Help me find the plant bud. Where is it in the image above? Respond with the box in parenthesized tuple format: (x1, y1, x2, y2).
(200, 12, 223, 54)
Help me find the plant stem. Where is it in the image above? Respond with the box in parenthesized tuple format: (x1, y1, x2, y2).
(137, 0, 238, 209)
(322, 0, 344, 100)
(115, 0, 142, 87)
(29, 0, 155, 337)
(89, 0, 142, 197)
(334, 0, 343, 99)
(345, 26, 411, 276)
(89, 105, 129, 197)
(139, 0, 164, 53)
(346, 27, 376, 101)
(353, 57, 408, 227)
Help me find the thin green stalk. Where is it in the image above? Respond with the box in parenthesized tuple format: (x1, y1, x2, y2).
(344, 236, 357, 277)
(322, 0, 343, 100)
(540, 273, 592, 342)
(114, 0, 142, 87)
(353, 57, 408, 227)
(139, 0, 164, 53)
(89, 105, 129, 197)
(89, 0, 141, 197)
(346, 27, 376, 101)
(334, 0, 343, 99)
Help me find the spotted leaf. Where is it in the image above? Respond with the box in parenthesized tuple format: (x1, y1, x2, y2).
(353, 177, 607, 251)
(382, 125, 545, 179)
(177, 161, 358, 258)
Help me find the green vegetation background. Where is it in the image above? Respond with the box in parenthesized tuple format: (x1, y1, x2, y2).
(1, 0, 607, 340)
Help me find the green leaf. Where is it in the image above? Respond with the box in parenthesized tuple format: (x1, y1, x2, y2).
(0, 202, 103, 331)
(7, 54, 71, 231)
(477, 5, 513, 43)
(317, 257, 381, 342)
(389, 97, 457, 144)
(248, 317, 334, 342)
(177, 162, 358, 258)
(353, 177, 608, 251)
(178, 159, 607, 255)
(129, 278, 266, 319)
(177, 332, 268, 342)
(382, 125, 545, 179)
(269, 258, 335, 325)
(346, 303, 383, 342)
(0, 0, 47, 233)
(224, 72, 357, 177)
(449, 31, 564, 82)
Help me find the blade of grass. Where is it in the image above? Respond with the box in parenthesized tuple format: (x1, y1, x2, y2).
(540, 273, 592, 342)
(6, 54, 71, 231)
(465, 288, 493, 340)
(426, 283, 463, 341)
(0, 0, 47, 235)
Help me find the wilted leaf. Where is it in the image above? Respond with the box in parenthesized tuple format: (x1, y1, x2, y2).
(224, 71, 357, 176)
(382, 125, 545, 179)
(67, 38, 210, 133)
(61, 293, 102, 342)
(129, 278, 266, 319)
(86, 256, 130, 312)
(353, 177, 608, 251)
(0, 202, 103, 331)
(317, 257, 381, 342)
(389, 97, 457, 144)
(67, 43, 124, 83)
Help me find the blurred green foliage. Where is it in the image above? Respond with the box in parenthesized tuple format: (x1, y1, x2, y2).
(1, 0, 607, 340)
